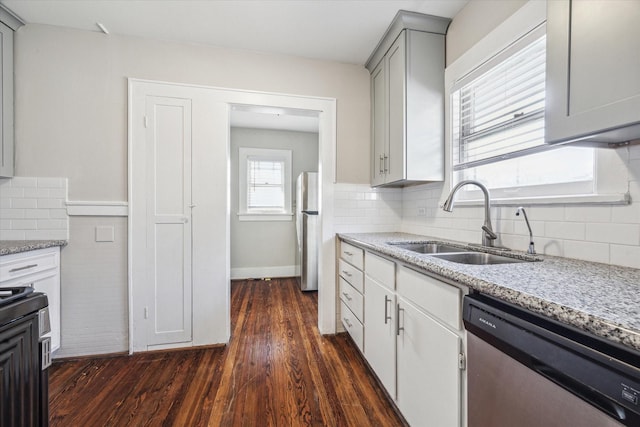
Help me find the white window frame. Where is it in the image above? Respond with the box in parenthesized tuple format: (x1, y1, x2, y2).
(444, 0, 629, 206)
(238, 147, 293, 221)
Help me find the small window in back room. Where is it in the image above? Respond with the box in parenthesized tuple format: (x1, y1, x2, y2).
(238, 147, 292, 220)
(450, 24, 595, 201)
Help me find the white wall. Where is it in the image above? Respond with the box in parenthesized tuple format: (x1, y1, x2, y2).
(230, 127, 318, 279)
(9, 23, 368, 357)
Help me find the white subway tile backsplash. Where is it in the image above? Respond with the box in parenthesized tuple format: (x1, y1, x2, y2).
(544, 221, 585, 240)
(11, 219, 38, 230)
(563, 240, 610, 264)
(37, 199, 64, 209)
(565, 206, 612, 223)
(0, 230, 25, 240)
(586, 223, 640, 245)
(11, 198, 38, 209)
(0, 177, 69, 240)
(37, 177, 65, 188)
(9, 177, 38, 187)
(610, 244, 640, 269)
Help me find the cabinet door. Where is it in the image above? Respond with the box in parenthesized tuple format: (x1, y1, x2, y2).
(546, 0, 640, 144)
(386, 33, 406, 184)
(397, 297, 461, 427)
(364, 276, 396, 398)
(0, 21, 14, 178)
(371, 59, 387, 186)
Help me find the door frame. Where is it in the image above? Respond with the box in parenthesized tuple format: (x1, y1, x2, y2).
(128, 79, 338, 353)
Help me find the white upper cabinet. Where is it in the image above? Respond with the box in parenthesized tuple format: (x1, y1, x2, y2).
(545, 0, 640, 146)
(0, 5, 22, 178)
(0, 20, 14, 178)
(367, 11, 449, 187)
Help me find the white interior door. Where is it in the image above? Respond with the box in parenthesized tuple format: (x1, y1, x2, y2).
(144, 96, 193, 346)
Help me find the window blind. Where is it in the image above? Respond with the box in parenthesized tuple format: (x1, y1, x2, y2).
(247, 158, 285, 211)
(452, 28, 547, 171)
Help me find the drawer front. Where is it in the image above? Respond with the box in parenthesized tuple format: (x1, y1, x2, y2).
(339, 277, 364, 322)
(341, 301, 364, 352)
(397, 266, 462, 330)
(365, 251, 395, 290)
(338, 259, 363, 293)
(340, 241, 364, 270)
(0, 248, 60, 284)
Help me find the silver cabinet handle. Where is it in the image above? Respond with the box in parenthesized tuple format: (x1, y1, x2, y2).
(383, 154, 389, 173)
(342, 292, 352, 301)
(379, 154, 384, 175)
(344, 251, 353, 256)
(9, 264, 38, 273)
(343, 318, 353, 328)
(396, 304, 405, 336)
(342, 270, 352, 277)
(384, 295, 392, 324)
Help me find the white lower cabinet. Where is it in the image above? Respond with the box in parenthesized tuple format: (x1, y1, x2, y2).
(397, 296, 462, 426)
(341, 240, 466, 426)
(0, 247, 61, 352)
(364, 276, 396, 397)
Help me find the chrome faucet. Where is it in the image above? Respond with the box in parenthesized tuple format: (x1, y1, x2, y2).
(516, 207, 536, 254)
(442, 180, 498, 247)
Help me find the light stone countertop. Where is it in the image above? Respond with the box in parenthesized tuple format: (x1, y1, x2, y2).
(0, 240, 67, 256)
(339, 232, 640, 354)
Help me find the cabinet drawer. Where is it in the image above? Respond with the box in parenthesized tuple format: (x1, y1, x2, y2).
(341, 301, 364, 352)
(338, 259, 363, 293)
(340, 277, 363, 322)
(0, 249, 60, 284)
(340, 242, 364, 270)
(365, 251, 395, 290)
(397, 266, 462, 330)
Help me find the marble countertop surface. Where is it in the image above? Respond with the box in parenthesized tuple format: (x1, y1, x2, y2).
(339, 232, 640, 354)
(0, 240, 67, 256)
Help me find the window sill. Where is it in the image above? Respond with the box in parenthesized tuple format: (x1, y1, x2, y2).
(448, 193, 630, 207)
(238, 213, 294, 222)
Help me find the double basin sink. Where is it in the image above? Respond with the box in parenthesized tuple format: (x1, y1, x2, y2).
(388, 242, 536, 265)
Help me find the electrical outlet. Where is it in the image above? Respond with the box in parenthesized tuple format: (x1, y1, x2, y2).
(417, 207, 426, 216)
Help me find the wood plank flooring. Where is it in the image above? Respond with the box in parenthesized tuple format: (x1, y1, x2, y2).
(49, 278, 405, 426)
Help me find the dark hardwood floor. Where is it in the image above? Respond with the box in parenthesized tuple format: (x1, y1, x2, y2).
(49, 278, 405, 426)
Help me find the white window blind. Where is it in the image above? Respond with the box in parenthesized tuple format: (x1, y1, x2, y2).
(238, 147, 292, 220)
(247, 158, 285, 211)
(452, 29, 547, 171)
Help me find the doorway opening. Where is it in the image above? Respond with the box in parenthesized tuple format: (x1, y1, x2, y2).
(128, 79, 337, 353)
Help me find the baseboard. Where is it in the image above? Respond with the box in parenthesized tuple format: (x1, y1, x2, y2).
(231, 265, 297, 280)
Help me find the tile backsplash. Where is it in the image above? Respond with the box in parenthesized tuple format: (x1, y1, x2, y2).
(0, 177, 69, 240)
(333, 183, 402, 233)
(401, 145, 640, 269)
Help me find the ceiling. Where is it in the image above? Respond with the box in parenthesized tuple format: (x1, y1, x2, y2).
(0, 0, 468, 131)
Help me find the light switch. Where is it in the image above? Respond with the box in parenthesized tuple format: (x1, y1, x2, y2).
(95, 226, 115, 242)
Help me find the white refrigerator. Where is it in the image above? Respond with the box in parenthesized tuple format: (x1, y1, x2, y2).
(295, 172, 318, 291)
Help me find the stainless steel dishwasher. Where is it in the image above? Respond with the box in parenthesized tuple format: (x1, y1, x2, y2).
(463, 293, 640, 427)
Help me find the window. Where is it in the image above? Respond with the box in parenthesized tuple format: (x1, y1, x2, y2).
(449, 22, 597, 202)
(238, 147, 292, 221)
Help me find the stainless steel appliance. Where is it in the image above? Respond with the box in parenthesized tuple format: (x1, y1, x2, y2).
(295, 172, 318, 291)
(0, 287, 51, 426)
(463, 293, 640, 427)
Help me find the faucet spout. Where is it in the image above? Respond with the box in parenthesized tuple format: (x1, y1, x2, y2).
(442, 180, 497, 247)
(516, 207, 536, 254)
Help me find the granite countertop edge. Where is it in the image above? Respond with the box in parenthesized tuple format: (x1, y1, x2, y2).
(338, 232, 640, 354)
(0, 240, 68, 256)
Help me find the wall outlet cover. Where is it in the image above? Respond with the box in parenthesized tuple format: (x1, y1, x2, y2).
(95, 226, 115, 242)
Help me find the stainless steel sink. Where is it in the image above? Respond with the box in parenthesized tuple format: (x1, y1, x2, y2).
(429, 252, 531, 265)
(388, 242, 468, 254)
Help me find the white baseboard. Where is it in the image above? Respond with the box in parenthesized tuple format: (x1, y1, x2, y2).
(231, 265, 298, 280)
